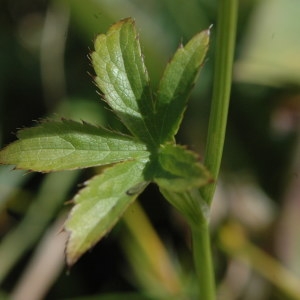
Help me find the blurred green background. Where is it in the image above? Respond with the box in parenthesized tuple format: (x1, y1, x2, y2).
(1, 0, 300, 299)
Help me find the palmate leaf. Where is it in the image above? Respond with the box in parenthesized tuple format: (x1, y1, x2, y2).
(0, 18, 212, 265)
(65, 159, 149, 265)
(156, 29, 210, 143)
(153, 144, 212, 192)
(91, 18, 157, 146)
(0, 120, 149, 172)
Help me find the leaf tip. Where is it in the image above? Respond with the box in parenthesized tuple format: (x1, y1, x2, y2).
(108, 17, 135, 33)
(64, 232, 76, 267)
(63, 215, 81, 267)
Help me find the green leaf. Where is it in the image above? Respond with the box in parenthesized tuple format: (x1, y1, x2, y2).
(65, 159, 149, 265)
(159, 188, 209, 226)
(156, 29, 210, 143)
(0, 120, 149, 172)
(91, 18, 157, 146)
(153, 144, 212, 192)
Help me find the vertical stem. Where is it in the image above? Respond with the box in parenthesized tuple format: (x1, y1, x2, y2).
(201, 0, 238, 205)
(192, 0, 238, 298)
(192, 222, 215, 300)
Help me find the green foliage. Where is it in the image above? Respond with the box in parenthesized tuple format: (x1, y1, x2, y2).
(65, 159, 148, 265)
(156, 29, 209, 143)
(0, 18, 210, 265)
(0, 120, 148, 171)
(154, 144, 212, 192)
(91, 18, 156, 146)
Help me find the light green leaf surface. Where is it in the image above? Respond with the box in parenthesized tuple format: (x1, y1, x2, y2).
(91, 18, 157, 146)
(154, 144, 212, 192)
(65, 159, 149, 265)
(0, 120, 149, 172)
(156, 29, 209, 143)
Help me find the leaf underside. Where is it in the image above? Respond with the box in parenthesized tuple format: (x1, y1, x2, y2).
(0, 120, 149, 172)
(65, 159, 149, 265)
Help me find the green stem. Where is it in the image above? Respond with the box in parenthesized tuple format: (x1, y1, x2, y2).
(191, 0, 238, 298)
(201, 0, 238, 205)
(192, 222, 215, 300)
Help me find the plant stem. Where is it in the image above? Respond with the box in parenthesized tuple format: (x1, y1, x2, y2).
(191, 0, 238, 298)
(201, 0, 238, 205)
(192, 222, 215, 300)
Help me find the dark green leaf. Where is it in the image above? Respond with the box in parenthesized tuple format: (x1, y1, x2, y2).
(156, 29, 210, 143)
(153, 144, 212, 192)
